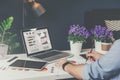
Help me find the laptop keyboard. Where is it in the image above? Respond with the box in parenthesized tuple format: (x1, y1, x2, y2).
(34, 51, 60, 59)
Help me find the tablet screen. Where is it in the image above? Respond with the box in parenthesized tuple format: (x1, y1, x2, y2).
(80, 54, 87, 60)
(9, 59, 47, 69)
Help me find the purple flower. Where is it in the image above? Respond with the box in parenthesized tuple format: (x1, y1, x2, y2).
(91, 25, 113, 41)
(68, 24, 90, 43)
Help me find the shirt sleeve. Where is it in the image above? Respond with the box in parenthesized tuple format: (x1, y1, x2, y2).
(82, 39, 120, 80)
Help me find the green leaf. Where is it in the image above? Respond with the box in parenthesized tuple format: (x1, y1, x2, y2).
(1, 16, 14, 31)
(4, 34, 17, 44)
(0, 25, 4, 32)
(8, 42, 20, 54)
(1, 20, 6, 31)
(5, 32, 12, 35)
(0, 16, 14, 42)
(5, 16, 14, 30)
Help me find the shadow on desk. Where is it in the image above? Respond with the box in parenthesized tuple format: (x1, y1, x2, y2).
(57, 78, 78, 80)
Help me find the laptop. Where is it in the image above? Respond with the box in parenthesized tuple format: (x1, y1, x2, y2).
(21, 27, 73, 63)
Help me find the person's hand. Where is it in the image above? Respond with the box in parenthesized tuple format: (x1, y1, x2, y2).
(86, 50, 103, 62)
(55, 58, 67, 70)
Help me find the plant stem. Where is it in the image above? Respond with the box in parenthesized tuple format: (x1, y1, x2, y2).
(1, 30, 5, 43)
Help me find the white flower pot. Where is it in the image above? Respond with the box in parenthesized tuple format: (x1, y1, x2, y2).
(70, 41, 82, 56)
(95, 40, 102, 52)
(0, 44, 8, 59)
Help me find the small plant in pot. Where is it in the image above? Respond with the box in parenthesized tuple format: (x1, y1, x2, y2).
(101, 28, 113, 51)
(68, 24, 90, 55)
(91, 25, 113, 51)
(0, 16, 20, 57)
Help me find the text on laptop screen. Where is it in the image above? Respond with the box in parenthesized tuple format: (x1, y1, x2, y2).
(23, 28, 52, 54)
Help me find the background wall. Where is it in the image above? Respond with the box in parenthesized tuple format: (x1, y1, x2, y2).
(0, 0, 120, 53)
(24, 0, 120, 50)
(0, 0, 23, 53)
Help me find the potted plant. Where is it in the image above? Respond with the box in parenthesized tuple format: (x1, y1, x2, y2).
(68, 24, 90, 56)
(0, 16, 20, 57)
(101, 29, 113, 51)
(91, 25, 113, 52)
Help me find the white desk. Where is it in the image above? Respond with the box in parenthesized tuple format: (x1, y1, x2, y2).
(0, 51, 87, 80)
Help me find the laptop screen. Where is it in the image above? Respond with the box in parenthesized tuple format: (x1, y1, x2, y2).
(22, 28, 52, 55)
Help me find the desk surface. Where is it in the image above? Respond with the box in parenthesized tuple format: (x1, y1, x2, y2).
(0, 51, 87, 80)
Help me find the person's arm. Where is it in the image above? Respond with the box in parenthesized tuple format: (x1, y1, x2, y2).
(55, 58, 84, 79)
(64, 63, 84, 80)
(56, 39, 120, 80)
(63, 50, 103, 79)
(83, 39, 120, 79)
(86, 50, 103, 62)
(55, 50, 104, 79)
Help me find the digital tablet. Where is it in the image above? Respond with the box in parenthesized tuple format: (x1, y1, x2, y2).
(80, 54, 87, 60)
(9, 59, 47, 69)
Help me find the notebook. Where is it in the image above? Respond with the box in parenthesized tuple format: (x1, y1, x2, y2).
(21, 27, 73, 63)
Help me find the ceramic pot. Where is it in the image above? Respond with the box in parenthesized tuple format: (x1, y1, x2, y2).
(94, 40, 102, 52)
(70, 41, 82, 56)
(0, 44, 8, 58)
(101, 42, 112, 51)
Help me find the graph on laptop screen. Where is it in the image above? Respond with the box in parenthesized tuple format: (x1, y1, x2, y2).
(23, 28, 52, 54)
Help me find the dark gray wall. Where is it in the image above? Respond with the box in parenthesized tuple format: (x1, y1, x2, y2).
(24, 0, 120, 50)
(1, 0, 120, 53)
(0, 0, 24, 53)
